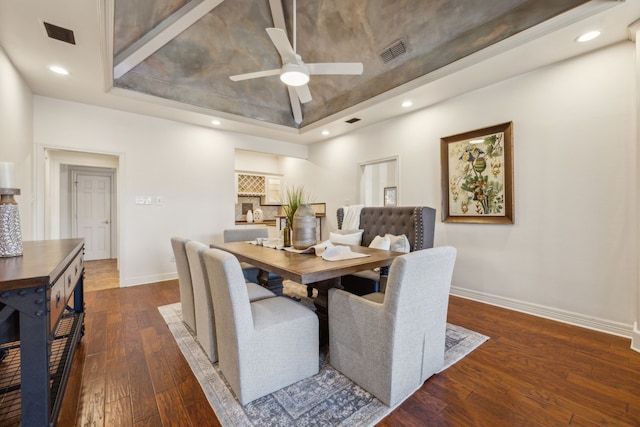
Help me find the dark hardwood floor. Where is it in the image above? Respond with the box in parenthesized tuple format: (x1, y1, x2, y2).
(58, 273, 640, 426)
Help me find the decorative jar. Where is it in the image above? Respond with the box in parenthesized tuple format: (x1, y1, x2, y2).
(292, 203, 316, 249)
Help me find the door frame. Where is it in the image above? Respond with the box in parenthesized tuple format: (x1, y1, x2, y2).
(70, 167, 117, 259)
(358, 156, 400, 206)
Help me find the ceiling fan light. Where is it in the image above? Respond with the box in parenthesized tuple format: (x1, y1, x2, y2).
(280, 64, 309, 86)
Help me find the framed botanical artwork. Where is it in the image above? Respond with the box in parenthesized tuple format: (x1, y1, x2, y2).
(384, 187, 397, 207)
(440, 122, 514, 224)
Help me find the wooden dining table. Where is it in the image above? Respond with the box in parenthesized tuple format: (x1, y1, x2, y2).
(210, 241, 403, 344)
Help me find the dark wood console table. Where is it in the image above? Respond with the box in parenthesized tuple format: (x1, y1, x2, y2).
(0, 239, 85, 426)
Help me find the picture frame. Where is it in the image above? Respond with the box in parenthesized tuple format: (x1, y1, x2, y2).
(440, 122, 514, 224)
(384, 187, 397, 207)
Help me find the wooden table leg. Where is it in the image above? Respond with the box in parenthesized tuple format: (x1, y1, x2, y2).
(311, 277, 341, 347)
(258, 270, 284, 296)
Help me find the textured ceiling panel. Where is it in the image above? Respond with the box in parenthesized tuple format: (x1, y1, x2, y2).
(112, 0, 589, 128)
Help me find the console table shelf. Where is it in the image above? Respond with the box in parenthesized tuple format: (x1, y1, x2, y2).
(0, 311, 84, 424)
(0, 239, 85, 427)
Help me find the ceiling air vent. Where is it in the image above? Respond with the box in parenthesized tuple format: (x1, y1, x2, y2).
(379, 38, 407, 64)
(43, 22, 76, 45)
(345, 117, 361, 124)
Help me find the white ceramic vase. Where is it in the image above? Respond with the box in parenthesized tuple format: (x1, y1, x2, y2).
(253, 208, 263, 223)
(246, 209, 253, 223)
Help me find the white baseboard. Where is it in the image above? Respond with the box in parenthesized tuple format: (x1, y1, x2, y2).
(450, 286, 633, 339)
(122, 272, 177, 287)
(632, 322, 640, 353)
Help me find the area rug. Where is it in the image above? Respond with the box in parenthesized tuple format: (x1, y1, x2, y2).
(159, 292, 488, 426)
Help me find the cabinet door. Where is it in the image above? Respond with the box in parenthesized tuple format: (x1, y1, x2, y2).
(237, 174, 266, 196)
(263, 176, 281, 204)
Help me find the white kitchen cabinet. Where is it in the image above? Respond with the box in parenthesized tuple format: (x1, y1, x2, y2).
(236, 173, 266, 196)
(262, 176, 282, 205)
(236, 173, 281, 204)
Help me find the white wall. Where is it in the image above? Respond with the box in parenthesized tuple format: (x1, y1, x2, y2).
(15, 38, 639, 338)
(235, 150, 281, 175)
(33, 97, 307, 286)
(633, 26, 640, 352)
(284, 42, 637, 337)
(0, 45, 33, 239)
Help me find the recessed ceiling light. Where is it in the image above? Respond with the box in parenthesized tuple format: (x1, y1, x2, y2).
(576, 30, 600, 43)
(49, 65, 69, 75)
(211, 119, 221, 125)
(401, 100, 413, 108)
(321, 130, 330, 136)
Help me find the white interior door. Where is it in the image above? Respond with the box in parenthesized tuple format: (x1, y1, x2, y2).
(75, 173, 112, 260)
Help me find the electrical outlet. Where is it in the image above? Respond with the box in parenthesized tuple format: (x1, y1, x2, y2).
(170, 256, 175, 263)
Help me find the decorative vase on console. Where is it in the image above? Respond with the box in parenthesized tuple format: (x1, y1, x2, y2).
(246, 209, 253, 223)
(0, 162, 23, 257)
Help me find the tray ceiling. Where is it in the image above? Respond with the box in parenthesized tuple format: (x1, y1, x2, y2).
(112, 0, 589, 129)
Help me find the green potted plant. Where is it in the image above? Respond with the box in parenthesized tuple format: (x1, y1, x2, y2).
(282, 186, 307, 247)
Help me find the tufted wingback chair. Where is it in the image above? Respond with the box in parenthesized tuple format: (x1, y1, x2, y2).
(336, 206, 436, 295)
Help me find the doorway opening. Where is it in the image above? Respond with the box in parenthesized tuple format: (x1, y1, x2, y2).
(44, 148, 121, 289)
(358, 156, 399, 206)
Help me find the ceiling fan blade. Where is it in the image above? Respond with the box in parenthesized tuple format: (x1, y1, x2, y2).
(288, 86, 303, 124)
(307, 62, 364, 75)
(268, 0, 286, 30)
(229, 69, 281, 81)
(266, 28, 297, 64)
(294, 84, 312, 104)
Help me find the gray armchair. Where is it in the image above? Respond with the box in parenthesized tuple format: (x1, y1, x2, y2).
(328, 246, 457, 406)
(186, 241, 276, 363)
(170, 237, 196, 333)
(336, 206, 436, 295)
(203, 247, 319, 405)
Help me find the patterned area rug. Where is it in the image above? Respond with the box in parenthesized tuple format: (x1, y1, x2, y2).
(158, 286, 488, 426)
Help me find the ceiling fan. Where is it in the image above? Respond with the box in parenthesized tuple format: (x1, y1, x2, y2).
(229, 0, 364, 124)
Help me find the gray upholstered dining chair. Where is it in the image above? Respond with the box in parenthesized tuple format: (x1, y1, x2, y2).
(203, 247, 319, 405)
(223, 228, 284, 295)
(170, 237, 196, 333)
(186, 241, 276, 363)
(223, 228, 268, 283)
(328, 246, 456, 407)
